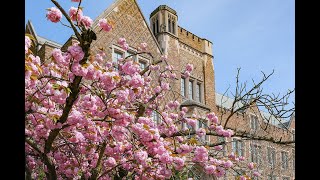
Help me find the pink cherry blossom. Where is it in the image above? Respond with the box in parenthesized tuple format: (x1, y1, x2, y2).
(46, 7, 62, 23)
(182, 107, 188, 112)
(183, 71, 190, 78)
(69, 7, 83, 21)
(25, 36, 31, 54)
(253, 171, 261, 177)
(186, 63, 194, 72)
(98, 19, 112, 32)
(196, 128, 206, 137)
(248, 162, 254, 170)
(68, 44, 84, 62)
(118, 38, 126, 45)
(223, 160, 233, 168)
(139, 42, 148, 51)
(204, 165, 216, 174)
(239, 156, 245, 161)
(105, 157, 116, 167)
(80, 16, 93, 29)
(186, 118, 196, 128)
(193, 146, 208, 163)
(214, 145, 223, 151)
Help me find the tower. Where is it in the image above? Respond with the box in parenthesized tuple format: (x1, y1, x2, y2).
(149, 5, 178, 54)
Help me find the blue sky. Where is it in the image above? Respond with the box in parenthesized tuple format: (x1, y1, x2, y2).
(26, 0, 295, 108)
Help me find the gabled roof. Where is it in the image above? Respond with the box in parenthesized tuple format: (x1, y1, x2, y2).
(92, 0, 163, 54)
(26, 20, 62, 48)
(36, 35, 62, 48)
(215, 93, 244, 112)
(215, 92, 292, 128)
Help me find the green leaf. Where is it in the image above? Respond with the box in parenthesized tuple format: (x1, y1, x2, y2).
(64, 87, 72, 94)
(52, 83, 60, 90)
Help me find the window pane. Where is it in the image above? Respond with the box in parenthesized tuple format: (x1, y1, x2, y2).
(232, 141, 237, 153)
(172, 21, 175, 34)
(152, 110, 161, 124)
(238, 141, 244, 156)
(112, 50, 123, 63)
(250, 115, 258, 131)
(196, 83, 201, 102)
(189, 80, 193, 99)
(139, 60, 146, 70)
(156, 19, 159, 34)
(181, 78, 185, 96)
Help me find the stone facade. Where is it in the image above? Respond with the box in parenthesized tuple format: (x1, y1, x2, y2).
(215, 97, 295, 179)
(26, 0, 295, 179)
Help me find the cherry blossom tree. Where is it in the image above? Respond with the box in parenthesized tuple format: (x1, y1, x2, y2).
(25, 1, 294, 179)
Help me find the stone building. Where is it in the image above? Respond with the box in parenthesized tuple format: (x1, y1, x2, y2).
(26, 0, 295, 179)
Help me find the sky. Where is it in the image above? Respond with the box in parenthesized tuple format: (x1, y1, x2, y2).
(25, 0, 295, 110)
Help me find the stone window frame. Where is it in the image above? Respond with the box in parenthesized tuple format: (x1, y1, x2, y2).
(231, 137, 245, 157)
(151, 16, 159, 35)
(167, 14, 176, 35)
(188, 79, 194, 100)
(180, 77, 186, 97)
(111, 45, 150, 70)
(250, 142, 262, 166)
(195, 82, 201, 103)
(111, 45, 125, 69)
(266, 145, 277, 169)
(249, 113, 259, 132)
(152, 110, 161, 124)
(217, 136, 227, 156)
(137, 56, 149, 71)
(183, 76, 204, 103)
(196, 118, 208, 142)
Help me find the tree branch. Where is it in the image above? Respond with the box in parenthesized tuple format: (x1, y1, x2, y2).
(51, 0, 81, 41)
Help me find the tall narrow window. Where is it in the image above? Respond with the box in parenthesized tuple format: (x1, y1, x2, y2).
(156, 19, 159, 34)
(267, 147, 276, 168)
(281, 151, 288, 169)
(196, 83, 201, 102)
(250, 143, 262, 165)
(218, 137, 226, 156)
(189, 80, 193, 99)
(168, 19, 171, 33)
(153, 22, 156, 35)
(180, 77, 185, 96)
(172, 21, 175, 34)
(250, 115, 259, 131)
(152, 110, 161, 124)
(197, 120, 207, 141)
(112, 50, 123, 63)
(112, 50, 124, 69)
